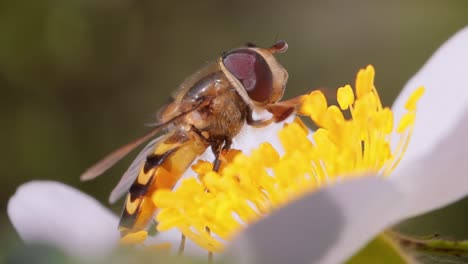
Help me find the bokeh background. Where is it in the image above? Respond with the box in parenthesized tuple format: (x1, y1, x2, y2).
(1, 0, 468, 261)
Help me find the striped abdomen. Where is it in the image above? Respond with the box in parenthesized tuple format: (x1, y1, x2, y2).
(118, 130, 207, 236)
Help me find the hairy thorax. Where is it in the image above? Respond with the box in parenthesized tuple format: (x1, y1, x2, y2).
(183, 88, 248, 143)
(158, 66, 249, 144)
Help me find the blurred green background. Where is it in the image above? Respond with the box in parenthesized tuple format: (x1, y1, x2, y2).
(1, 0, 468, 260)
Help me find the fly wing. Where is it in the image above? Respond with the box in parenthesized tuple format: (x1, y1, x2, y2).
(79, 99, 209, 182)
(108, 136, 164, 204)
(79, 127, 161, 181)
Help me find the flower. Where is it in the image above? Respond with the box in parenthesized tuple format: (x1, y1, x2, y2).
(151, 65, 424, 253)
(8, 26, 468, 263)
(227, 26, 468, 264)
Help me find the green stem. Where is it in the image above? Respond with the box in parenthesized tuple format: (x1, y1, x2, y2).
(387, 230, 468, 256)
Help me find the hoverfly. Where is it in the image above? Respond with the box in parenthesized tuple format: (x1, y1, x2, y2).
(80, 40, 303, 236)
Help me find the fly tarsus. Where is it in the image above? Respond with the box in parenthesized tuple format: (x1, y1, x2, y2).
(211, 137, 232, 172)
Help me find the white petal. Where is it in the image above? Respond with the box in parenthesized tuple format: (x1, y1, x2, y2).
(233, 115, 295, 155)
(391, 109, 468, 218)
(392, 26, 468, 168)
(226, 177, 403, 264)
(7, 181, 120, 259)
(389, 26, 468, 217)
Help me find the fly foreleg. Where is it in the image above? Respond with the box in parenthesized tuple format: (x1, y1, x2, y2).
(247, 95, 307, 128)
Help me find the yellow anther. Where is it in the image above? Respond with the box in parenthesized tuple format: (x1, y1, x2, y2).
(120, 230, 148, 245)
(254, 143, 279, 166)
(397, 112, 416, 133)
(192, 160, 214, 175)
(337, 85, 355, 110)
(146, 242, 172, 251)
(300, 90, 327, 122)
(355, 65, 375, 99)
(324, 105, 345, 128)
(405, 86, 425, 111)
(375, 107, 394, 134)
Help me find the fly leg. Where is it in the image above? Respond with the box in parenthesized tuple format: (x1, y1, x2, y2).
(188, 125, 227, 171)
(207, 139, 222, 263)
(191, 126, 232, 262)
(211, 137, 232, 172)
(246, 95, 307, 128)
(206, 137, 232, 263)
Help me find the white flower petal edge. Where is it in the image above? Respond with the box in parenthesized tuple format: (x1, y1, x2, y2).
(394, 110, 468, 218)
(226, 177, 403, 264)
(8, 180, 212, 259)
(392, 27, 468, 168)
(390, 26, 468, 217)
(7, 181, 120, 259)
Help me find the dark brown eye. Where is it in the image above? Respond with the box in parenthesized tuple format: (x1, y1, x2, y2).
(222, 49, 272, 102)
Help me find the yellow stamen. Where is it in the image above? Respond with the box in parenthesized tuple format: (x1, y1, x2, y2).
(355, 65, 375, 99)
(299, 90, 327, 124)
(146, 242, 172, 252)
(337, 85, 355, 110)
(405, 86, 425, 111)
(397, 112, 416, 133)
(120, 230, 148, 245)
(147, 65, 424, 253)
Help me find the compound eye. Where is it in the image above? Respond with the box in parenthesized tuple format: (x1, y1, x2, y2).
(222, 49, 272, 102)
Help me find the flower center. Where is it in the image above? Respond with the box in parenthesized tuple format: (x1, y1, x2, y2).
(148, 65, 424, 253)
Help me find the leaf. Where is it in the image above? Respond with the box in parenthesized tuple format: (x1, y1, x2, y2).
(347, 233, 410, 264)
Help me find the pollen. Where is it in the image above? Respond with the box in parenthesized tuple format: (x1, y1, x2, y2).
(152, 65, 424, 252)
